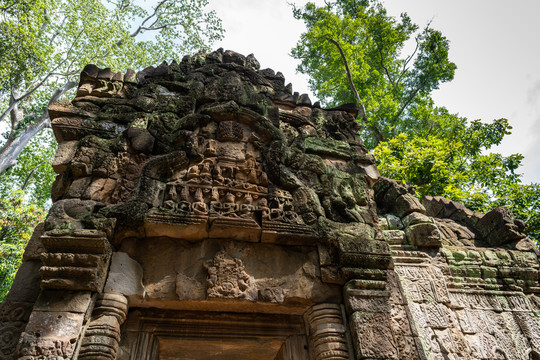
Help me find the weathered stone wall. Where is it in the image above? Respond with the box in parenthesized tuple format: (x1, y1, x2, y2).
(376, 178, 540, 359)
(1, 49, 538, 360)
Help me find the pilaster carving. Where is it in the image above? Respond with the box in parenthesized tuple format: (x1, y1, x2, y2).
(78, 292, 128, 360)
(304, 303, 350, 360)
(17, 311, 85, 360)
(344, 280, 400, 360)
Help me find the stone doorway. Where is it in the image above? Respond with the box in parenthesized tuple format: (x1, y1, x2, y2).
(121, 309, 310, 360)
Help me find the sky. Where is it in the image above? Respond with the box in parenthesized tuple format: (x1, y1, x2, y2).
(207, 0, 540, 183)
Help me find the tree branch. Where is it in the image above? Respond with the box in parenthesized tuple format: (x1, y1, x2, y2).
(130, 0, 168, 38)
(0, 118, 49, 174)
(22, 161, 47, 191)
(325, 37, 368, 123)
(396, 36, 420, 86)
(49, 80, 78, 106)
(49, 15, 68, 46)
(9, 92, 22, 131)
(141, 22, 184, 31)
(391, 80, 426, 127)
(0, 28, 84, 125)
(378, 47, 395, 89)
(0, 80, 76, 174)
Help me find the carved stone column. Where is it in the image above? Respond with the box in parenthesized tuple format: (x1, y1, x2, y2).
(78, 292, 128, 360)
(15, 228, 113, 360)
(304, 303, 350, 360)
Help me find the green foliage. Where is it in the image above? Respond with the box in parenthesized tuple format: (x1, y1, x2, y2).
(494, 183, 540, 241)
(0, 0, 224, 92)
(0, 129, 54, 299)
(0, 129, 57, 207)
(373, 116, 515, 202)
(292, 0, 456, 149)
(293, 0, 540, 242)
(0, 0, 51, 93)
(0, 190, 46, 301)
(373, 116, 539, 241)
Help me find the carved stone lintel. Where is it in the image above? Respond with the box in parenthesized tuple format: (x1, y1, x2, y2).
(304, 303, 350, 360)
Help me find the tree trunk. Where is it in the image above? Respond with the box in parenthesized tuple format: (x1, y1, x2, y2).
(0, 117, 50, 174)
(0, 80, 77, 175)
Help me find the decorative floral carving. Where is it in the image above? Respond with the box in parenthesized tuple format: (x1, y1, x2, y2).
(204, 251, 255, 300)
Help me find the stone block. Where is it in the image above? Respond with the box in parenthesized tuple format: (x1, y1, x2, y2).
(84, 177, 117, 202)
(320, 266, 344, 284)
(344, 287, 390, 314)
(19, 311, 85, 359)
(5, 260, 42, 303)
(23, 222, 45, 261)
(386, 214, 404, 230)
(476, 206, 525, 246)
(392, 194, 426, 218)
(405, 222, 441, 247)
(0, 301, 34, 359)
(33, 290, 92, 313)
(126, 127, 155, 154)
(421, 195, 445, 217)
(384, 229, 406, 245)
(349, 311, 398, 359)
(338, 237, 391, 256)
(104, 252, 145, 297)
(402, 211, 431, 227)
(361, 163, 380, 187)
(378, 216, 389, 230)
(53, 140, 78, 174)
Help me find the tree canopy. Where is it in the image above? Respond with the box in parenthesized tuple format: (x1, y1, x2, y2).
(292, 0, 539, 242)
(291, 0, 456, 149)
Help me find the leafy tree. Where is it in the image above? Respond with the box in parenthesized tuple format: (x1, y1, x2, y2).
(0, 129, 57, 207)
(292, 0, 456, 149)
(292, 0, 539, 242)
(496, 183, 540, 241)
(0, 190, 46, 301)
(374, 119, 539, 241)
(0, 0, 224, 175)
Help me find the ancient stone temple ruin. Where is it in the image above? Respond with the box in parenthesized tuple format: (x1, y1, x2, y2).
(1, 49, 540, 359)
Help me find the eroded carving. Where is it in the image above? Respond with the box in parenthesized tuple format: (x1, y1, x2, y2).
(204, 251, 256, 300)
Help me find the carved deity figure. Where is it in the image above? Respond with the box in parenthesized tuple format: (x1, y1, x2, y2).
(187, 165, 200, 179)
(191, 187, 208, 214)
(221, 192, 238, 217)
(239, 193, 254, 218)
(204, 251, 254, 300)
